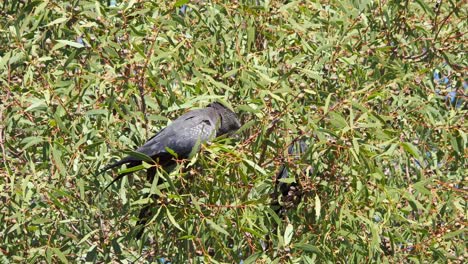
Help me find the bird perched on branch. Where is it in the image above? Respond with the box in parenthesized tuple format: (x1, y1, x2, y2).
(100, 102, 241, 184)
(99, 101, 241, 238)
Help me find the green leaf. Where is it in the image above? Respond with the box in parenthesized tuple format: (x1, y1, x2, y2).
(78, 230, 99, 245)
(174, 0, 189, 8)
(284, 223, 294, 246)
(413, 181, 431, 196)
(25, 98, 47, 112)
(46, 17, 68, 27)
(329, 112, 348, 129)
(400, 142, 421, 159)
(21, 136, 43, 150)
(278, 177, 296, 184)
(117, 164, 145, 175)
(265, 207, 281, 226)
(293, 243, 321, 254)
(122, 150, 155, 163)
(352, 138, 360, 155)
(315, 194, 321, 221)
(442, 229, 465, 239)
(243, 159, 267, 175)
(0, 51, 11, 69)
(32, 218, 53, 224)
(222, 68, 240, 79)
(131, 197, 152, 205)
(300, 68, 323, 82)
(323, 93, 332, 114)
(51, 247, 68, 263)
(85, 109, 108, 116)
(166, 207, 184, 231)
(55, 39, 84, 49)
(206, 219, 230, 236)
(52, 145, 66, 176)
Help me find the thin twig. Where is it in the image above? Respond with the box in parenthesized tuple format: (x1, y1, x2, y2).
(139, 23, 162, 138)
(0, 87, 11, 177)
(0, 105, 6, 165)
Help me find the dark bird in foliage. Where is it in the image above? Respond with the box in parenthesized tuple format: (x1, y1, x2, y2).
(272, 138, 310, 216)
(100, 102, 241, 185)
(100, 102, 241, 238)
(264, 138, 310, 251)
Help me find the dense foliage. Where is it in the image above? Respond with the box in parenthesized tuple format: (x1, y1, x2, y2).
(1, 0, 466, 263)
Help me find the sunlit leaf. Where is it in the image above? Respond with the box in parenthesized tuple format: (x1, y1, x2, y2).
(284, 223, 294, 246)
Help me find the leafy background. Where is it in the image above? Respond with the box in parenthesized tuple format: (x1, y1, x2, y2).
(0, 0, 466, 263)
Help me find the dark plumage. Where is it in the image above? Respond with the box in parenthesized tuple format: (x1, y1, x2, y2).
(100, 101, 241, 238)
(275, 139, 308, 196)
(265, 138, 310, 250)
(100, 102, 241, 185)
(272, 138, 310, 215)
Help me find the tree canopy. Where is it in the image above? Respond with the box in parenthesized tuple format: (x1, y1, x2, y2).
(1, 0, 466, 263)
